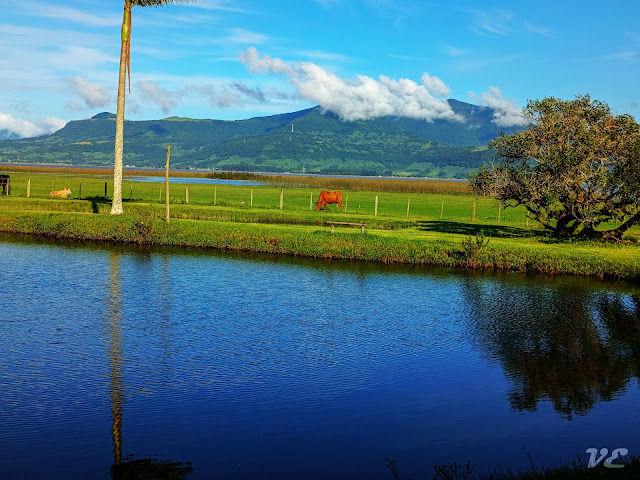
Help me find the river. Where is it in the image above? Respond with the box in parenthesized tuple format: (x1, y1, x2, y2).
(0, 234, 638, 479)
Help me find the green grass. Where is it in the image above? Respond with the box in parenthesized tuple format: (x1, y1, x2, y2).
(0, 169, 639, 279)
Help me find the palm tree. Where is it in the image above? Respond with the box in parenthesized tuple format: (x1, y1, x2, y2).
(112, 0, 197, 215)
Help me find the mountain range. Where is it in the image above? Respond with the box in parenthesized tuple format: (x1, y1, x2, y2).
(0, 100, 523, 178)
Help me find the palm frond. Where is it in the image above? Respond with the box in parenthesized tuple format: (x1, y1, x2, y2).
(132, 0, 197, 6)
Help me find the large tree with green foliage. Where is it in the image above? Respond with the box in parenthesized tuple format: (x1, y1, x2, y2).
(470, 95, 640, 239)
(111, 0, 196, 215)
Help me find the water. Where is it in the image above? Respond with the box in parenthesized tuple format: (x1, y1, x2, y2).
(127, 176, 266, 186)
(0, 235, 639, 479)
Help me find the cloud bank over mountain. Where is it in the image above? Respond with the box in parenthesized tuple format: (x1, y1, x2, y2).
(239, 47, 527, 127)
(239, 47, 463, 123)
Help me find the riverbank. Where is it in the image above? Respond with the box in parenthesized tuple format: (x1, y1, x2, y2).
(1, 168, 638, 279)
(0, 207, 638, 279)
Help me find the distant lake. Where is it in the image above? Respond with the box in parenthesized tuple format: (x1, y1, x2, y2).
(1, 234, 639, 479)
(127, 176, 267, 186)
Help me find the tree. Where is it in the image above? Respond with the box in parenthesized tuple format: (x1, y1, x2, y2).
(470, 95, 640, 239)
(111, 0, 196, 215)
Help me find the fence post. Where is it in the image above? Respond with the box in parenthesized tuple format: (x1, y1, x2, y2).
(472, 202, 476, 222)
(345, 195, 348, 213)
(185, 184, 189, 204)
(27, 179, 31, 198)
(79, 182, 81, 200)
(280, 189, 283, 210)
(130, 183, 133, 201)
(498, 204, 502, 224)
(407, 198, 410, 218)
(214, 186, 217, 206)
(440, 201, 444, 219)
(251, 188, 253, 207)
(165, 144, 170, 224)
(374, 195, 378, 216)
(310, 192, 313, 211)
(105, 182, 108, 198)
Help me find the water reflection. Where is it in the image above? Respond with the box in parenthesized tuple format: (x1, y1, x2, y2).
(108, 251, 124, 466)
(465, 278, 640, 419)
(106, 250, 192, 479)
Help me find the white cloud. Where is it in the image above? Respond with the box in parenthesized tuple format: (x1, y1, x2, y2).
(475, 87, 528, 127)
(420, 73, 451, 97)
(523, 21, 553, 38)
(224, 28, 268, 45)
(0, 112, 66, 138)
(238, 47, 461, 122)
(136, 81, 184, 115)
(467, 9, 514, 36)
(67, 77, 111, 110)
(12, 1, 121, 27)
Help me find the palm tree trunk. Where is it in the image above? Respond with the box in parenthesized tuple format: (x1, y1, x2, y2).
(111, 1, 130, 215)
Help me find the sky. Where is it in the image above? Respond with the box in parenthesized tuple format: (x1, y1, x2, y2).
(1, 0, 639, 138)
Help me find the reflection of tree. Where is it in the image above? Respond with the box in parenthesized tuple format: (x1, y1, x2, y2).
(108, 251, 124, 466)
(107, 251, 193, 479)
(464, 278, 640, 419)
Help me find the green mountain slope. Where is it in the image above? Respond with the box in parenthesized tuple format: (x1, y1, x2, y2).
(0, 100, 522, 178)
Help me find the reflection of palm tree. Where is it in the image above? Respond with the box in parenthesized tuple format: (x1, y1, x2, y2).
(464, 279, 640, 419)
(111, 0, 198, 215)
(107, 251, 193, 478)
(108, 251, 124, 465)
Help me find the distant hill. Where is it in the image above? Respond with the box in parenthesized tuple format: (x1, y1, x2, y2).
(0, 101, 523, 178)
(0, 129, 20, 140)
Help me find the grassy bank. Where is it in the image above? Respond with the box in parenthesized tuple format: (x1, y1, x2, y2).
(0, 207, 638, 279)
(0, 169, 638, 279)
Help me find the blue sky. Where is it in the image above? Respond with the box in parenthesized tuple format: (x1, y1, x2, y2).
(1, 0, 639, 137)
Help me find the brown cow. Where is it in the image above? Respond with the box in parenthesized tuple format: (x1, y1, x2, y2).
(50, 187, 72, 198)
(316, 190, 343, 211)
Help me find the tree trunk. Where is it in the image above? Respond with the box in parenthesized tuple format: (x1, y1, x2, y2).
(111, 1, 130, 215)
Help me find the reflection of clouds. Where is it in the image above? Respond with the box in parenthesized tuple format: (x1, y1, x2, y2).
(463, 278, 640, 419)
(108, 251, 123, 466)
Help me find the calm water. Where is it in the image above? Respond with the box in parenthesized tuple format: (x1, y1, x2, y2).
(0, 235, 639, 479)
(127, 176, 266, 186)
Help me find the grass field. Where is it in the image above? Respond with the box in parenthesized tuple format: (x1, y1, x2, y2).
(1, 167, 639, 279)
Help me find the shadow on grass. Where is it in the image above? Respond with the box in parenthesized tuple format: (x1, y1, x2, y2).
(84, 196, 110, 214)
(416, 220, 544, 239)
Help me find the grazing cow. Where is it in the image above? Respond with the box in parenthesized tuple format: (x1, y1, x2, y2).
(316, 190, 343, 211)
(0, 174, 10, 195)
(50, 187, 72, 198)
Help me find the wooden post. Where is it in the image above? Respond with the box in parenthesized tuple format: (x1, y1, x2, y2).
(250, 188, 253, 207)
(374, 195, 378, 216)
(441, 201, 444, 219)
(310, 192, 313, 211)
(165, 144, 170, 224)
(105, 182, 108, 198)
(185, 184, 189, 204)
(331, 223, 334, 234)
(27, 179, 31, 198)
(498, 204, 502, 224)
(361, 224, 365, 235)
(526, 217, 529, 227)
(159, 188, 162, 201)
(130, 183, 133, 201)
(214, 186, 217, 206)
(280, 189, 283, 210)
(472, 202, 476, 222)
(345, 195, 348, 213)
(79, 182, 81, 200)
(407, 198, 410, 218)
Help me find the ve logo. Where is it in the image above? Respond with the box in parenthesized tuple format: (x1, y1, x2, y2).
(586, 448, 628, 468)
